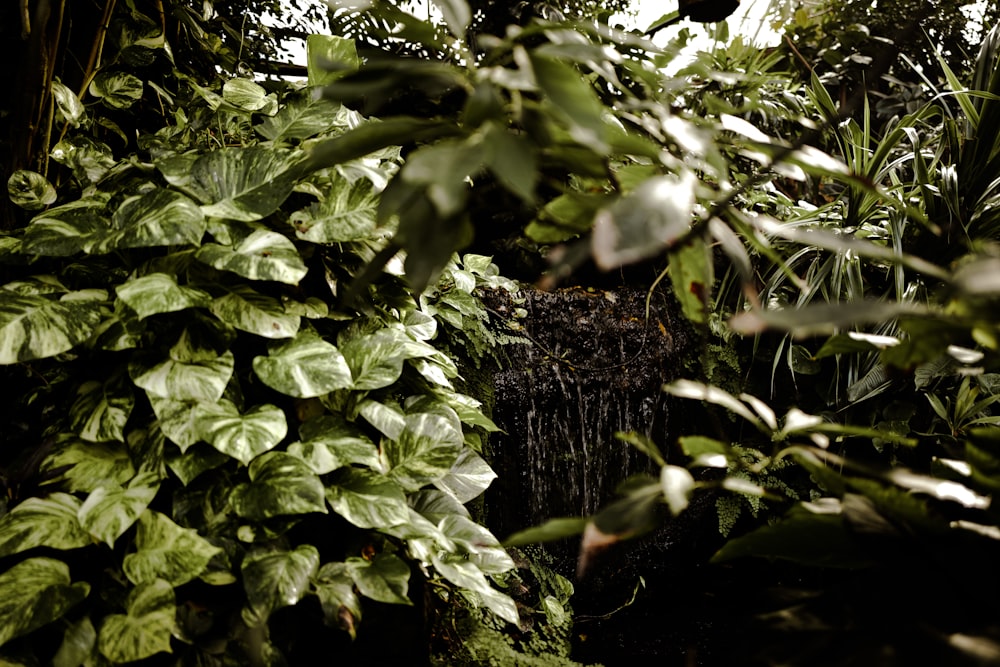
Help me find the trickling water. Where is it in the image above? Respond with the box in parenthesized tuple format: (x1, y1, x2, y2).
(484, 286, 694, 548)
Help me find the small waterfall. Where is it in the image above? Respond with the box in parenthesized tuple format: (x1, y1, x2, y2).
(484, 286, 694, 559)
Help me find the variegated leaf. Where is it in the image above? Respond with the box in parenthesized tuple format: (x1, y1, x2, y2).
(21, 199, 108, 256)
(255, 96, 345, 141)
(222, 78, 268, 111)
(89, 71, 143, 109)
(230, 452, 327, 520)
(382, 413, 463, 492)
(287, 415, 379, 474)
(252, 332, 352, 398)
(195, 400, 287, 465)
(116, 273, 211, 320)
(314, 562, 362, 639)
(195, 230, 308, 285)
(0, 493, 91, 557)
(69, 373, 134, 443)
(41, 437, 136, 493)
(434, 447, 497, 503)
(7, 170, 57, 210)
(242, 545, 319, 625)
(148, 395, 202, 451)
(0, 558, 90, 647)
(122, 510, 222, 586)
(187, 146, 303, 221)
(340, 328, 413, 390)
(210, 284, 300, 338)
(88, 189, 206, 253)
(325, 468, 408, 529)
(130, 350, 234, 402)
(0, 292, 105, 364)
(97, 579, 175, 663)
(78, 472, 161, 547)
(346, 553, 412, 605)
(290, 179, 379, 243)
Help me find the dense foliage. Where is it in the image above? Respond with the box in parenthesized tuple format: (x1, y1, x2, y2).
(6, 0, 1000, 664)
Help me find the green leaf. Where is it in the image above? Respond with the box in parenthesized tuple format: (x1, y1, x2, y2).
(357, 399, 406, 440)
(382, 413, 464, 491)
(164, 443, 228, 486)
(434, 448, 496, 503)
(0, 493, 91, 557)
(78, 472, 161, 547)
(325, 468, 408, 529)
(307, 35, 360, 87)
(482, 124, 537, 202)
(287, 415, 379, 473)
(41, 437, 136, 493)
(526, 192, 606, 243)
(69, 373, 134, 443)
(186, 147, 304, 221)
(314, 562, 362, 638)
(432, 555, 518, 624)
(51, 137, 115, 185)
(256, 96, 346, 142)
(8, 170, 56, 210)
(122, 510, 222, 586)
(503, 517, 588, 546)
(89, 189, 206, 253)
(21, 199, 107, 256)
(341, 328, 412, 390)
(0, 558, 90, 647)
(290, 178, 379, 244)
(195, 400, 287, 465)
(211, 285, 300, 339)
(89, 70, 143, 109)
(242, 545, 319, 625)
(222, 78, 268, 111)
(130, 350, 235, 402)
(149, 396, 202, 451)
(196, 230, 308, 285)
(668, 236, 714, 325)
(51, 79, 85, 128)
(116, 273, 211, 320)
(0, 292, 105, 364)
(54, 616, 96, 667)
(230, 452, 327, 520)
(346, 553, 412, 605)
(252, 332, 353, 397)
(712, 512, 876, 568)
(97, 579, 175, 663)
(305, 117, 460, 172)
(592, 171, 697, 270)
(529, 53, 608, 151)
(679, 435, 730, 467)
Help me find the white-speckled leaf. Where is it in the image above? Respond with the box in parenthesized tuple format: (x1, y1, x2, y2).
(130, 350, 234, 402)
(88, 189, 206, 253)
(122, 510, 222, 586)
(230, 452, 327, 520)
(8, 170, 57, 210)
(256, 96, 345, 141)
(382, 413, 463, 492)
(432, 555, 518, 624)
(0, 292, 105, 364)
(290, 179, 378, 243)
(195, 230, 307, 285)
(252, 332, 352, 397)
(325, 468, 408, 529)
(434, 448, 497, 503)
(116, 273, 210, 320)
(148, 396, 203, 451)
(52, 79, 85, 128)
(287, 415, 378, 474)
(21, 199, 108, 256)
(210, 284, 300, 338)
(194, 400, 287, 465)
(78, 472, 161, 547)
(97, 579, 175, 663)
(69, 373, 134, 443)
(242, 545, 319, 625)
(89, 71, 144, 109)
(41, 437, 136, 493)
(340, 328, 412, 390)
(0, 558, 90, 648)
(222, 78, 268, 111)
(187, 147, 303, 221)
(0, 493, 91, 557)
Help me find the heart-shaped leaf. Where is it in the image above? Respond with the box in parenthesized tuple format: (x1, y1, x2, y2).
(187, 147, 304, 221)
(41, 437, 136, 493)
(210, 284, 300, 339)
(346, 553, 412, 605)
(287, 415, 379, 474)
(69, 372, 134, 443)
(8, 170, 57, 210)
(290, 178, 379, 243)
(97, 579, 175, 663)
(78, 472, 161, 547)
(223, 78, 268, 111)
(382, 413, 463, 491)
(116, 273, 211, 320)
(256, 96, 346, 141)
(434, 448, 497, 503)
(0, 493, 91, 557)
(252, 332, 353, 397)
(0, 291, 105, 363)
(123, 510, 222, 586)
(326, 469, 408, 529)
(242, 545, 319, 625)
(0, 558, 90, 647)
(88, 189, 206, 253)
(195, 400, 287, 465)
(89, 71, 144, 109)
(148, 396, 202, 451)
(130, 350, 234, 402)
(230, 452, 328, 520)
(340, 328, 413, 390)
(195, 230, 308, 285)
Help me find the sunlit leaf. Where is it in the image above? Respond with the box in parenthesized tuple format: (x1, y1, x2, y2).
(211, 284, 300, 339)
(434, 448, 497, 503)
(432, 555, 518, 624)
(430, 0, 471, 38)
(341, 328, 413, 390)
(325, 468, 408, 529)
(256, 96, 346, 141)
(22, 199, 107, 256)
(307, 34, 360, 87)
(51, 79, 85, 127)
(122, 510, 222, 586)
(195, 230, 308, 285)
(186, 147, 304, 221)
(116, 273, 211, 320)
(8, 170, 56, 210)
(0, 292, 105, 363)
(41, 437, 136, 493)
(130, 350, 234, 402)
(253, 331, 353, 397)
(242, 545, 319, 625)
(223, 78, 268, 111)
(97, 579, 175, 663)
(89, 189, 206, 253)
(0, 558, 90, 647)
(195, 400, 287, 465)
(0, 493, 91, 557)
(287, 415, 379, 474)
(290, 178, 379, 244)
